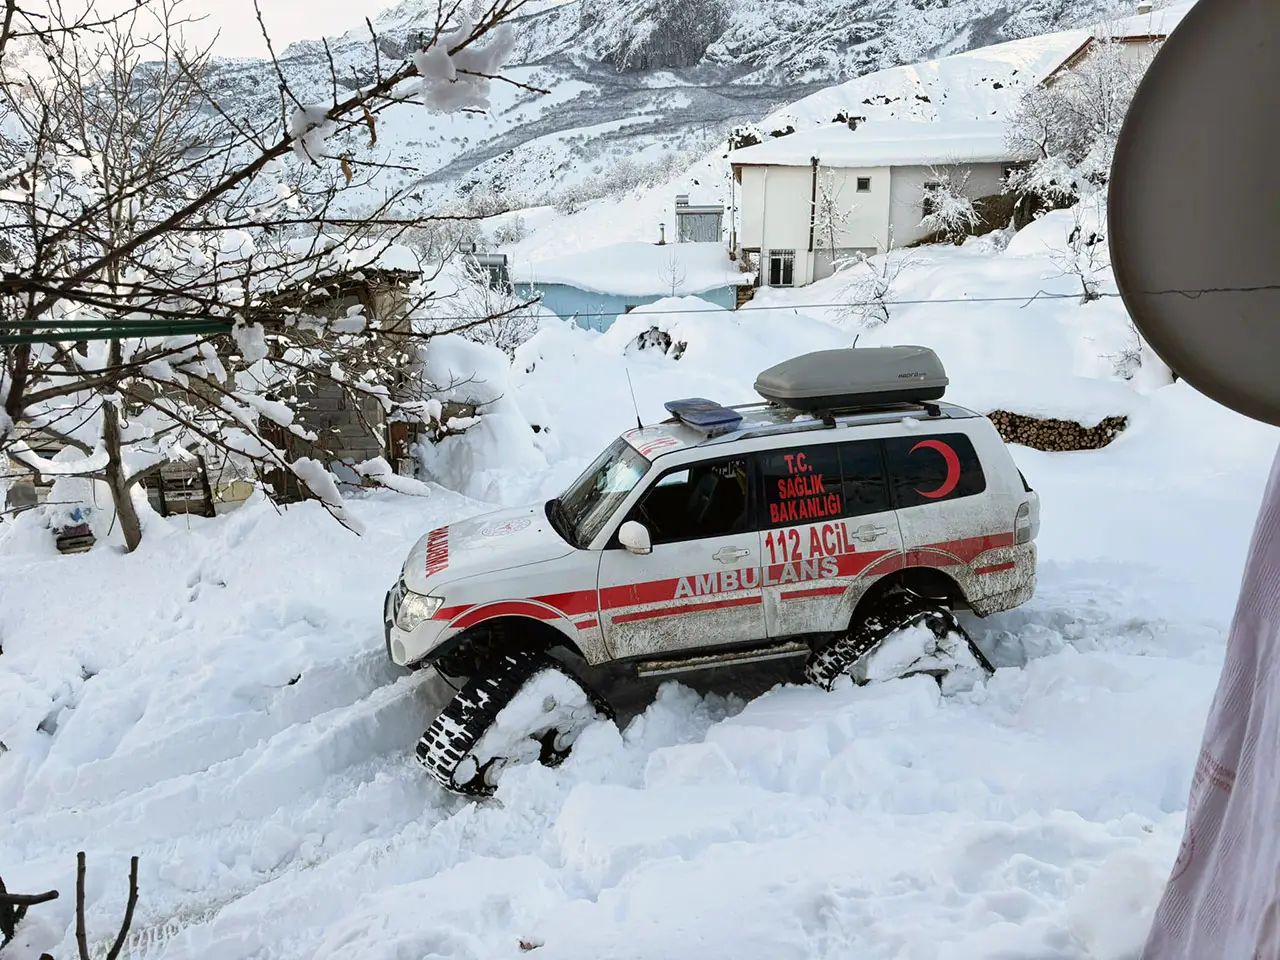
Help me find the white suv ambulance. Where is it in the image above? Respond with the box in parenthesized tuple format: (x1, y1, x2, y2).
(384, 346, 1039, 795)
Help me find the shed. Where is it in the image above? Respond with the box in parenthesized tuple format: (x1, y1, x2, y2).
(510, 241, 755, 331)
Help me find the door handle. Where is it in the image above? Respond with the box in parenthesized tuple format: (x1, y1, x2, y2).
(713, 545, 751, 564)
(853, 524, 889, 542)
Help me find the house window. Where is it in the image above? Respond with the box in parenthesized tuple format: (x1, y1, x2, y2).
(768, 250, 795, 287)
(922, 180, 943, 217)
(856, 177, 872, 192)
(485, 262, 509, 288)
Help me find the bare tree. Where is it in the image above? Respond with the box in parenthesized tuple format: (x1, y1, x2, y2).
(0, 0, 539, 550)
(838, 235, 915, 328)
(1046, 194, 1109, 303)
(658, 248, 687, 297)
(439, 255, 542, 357)
(812, 168, 853, 266)
(1, 852, 137, 960)
(1005, 33, 1156, 203)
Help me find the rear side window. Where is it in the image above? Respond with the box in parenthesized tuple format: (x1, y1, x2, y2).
(756, 443, 845, 527)
(838, 439, 891, 517)
(884, 432, 986, 508)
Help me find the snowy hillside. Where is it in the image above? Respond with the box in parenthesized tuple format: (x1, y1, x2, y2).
(196, 0, 1146, 220)
(488, 28, 1094, 268)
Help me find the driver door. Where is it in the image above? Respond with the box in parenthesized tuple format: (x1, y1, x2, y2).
(598, 456, 766, 660)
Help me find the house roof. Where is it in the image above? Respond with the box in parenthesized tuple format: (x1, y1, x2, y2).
(727, 120, 1030, 169)
(509, 241, 754, 296)
(1043, 1, 1199, 83)
(1096, 0, 1198, 40)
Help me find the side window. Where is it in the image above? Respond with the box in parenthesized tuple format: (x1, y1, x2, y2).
(883, 433, 986, 509)
(838, 439, 891, 517)
(628, 457, 751, 544)
(757, 444, 845, 527)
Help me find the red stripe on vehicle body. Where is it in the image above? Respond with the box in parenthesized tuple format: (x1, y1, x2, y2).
(427, 532, 1020, 631)
(975, 561, 1016, 576)
(535, 590, 598, 617)
(432, 604, 470, 622)
(448, 600, 565, 629)
(576, 618, 599, 630)
(780, 586, 847, 601)
(599, 577, 686, 610)
(611, 594, 762, 625)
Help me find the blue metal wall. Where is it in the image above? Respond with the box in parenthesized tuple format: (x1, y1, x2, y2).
(513, 283, 739, 332)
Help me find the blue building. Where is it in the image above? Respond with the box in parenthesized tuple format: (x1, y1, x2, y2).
(509, 241, 754, 332)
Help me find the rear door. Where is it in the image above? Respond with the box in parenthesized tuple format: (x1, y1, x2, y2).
(598, 455, 766, 660)
(883, 431, 1004, 576)
(757, 438, 903, 638)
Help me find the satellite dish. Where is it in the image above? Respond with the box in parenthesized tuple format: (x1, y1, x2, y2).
(1109, 0, 1280, 425)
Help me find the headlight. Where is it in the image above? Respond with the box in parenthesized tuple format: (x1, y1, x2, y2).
(395, 593, 444, 632)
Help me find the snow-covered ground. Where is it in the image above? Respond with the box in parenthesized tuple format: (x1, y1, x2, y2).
(3, 220, 1277, 958)
(3, 1, 1268, 953)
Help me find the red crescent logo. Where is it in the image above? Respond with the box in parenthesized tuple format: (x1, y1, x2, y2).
(910, 439, 961, 499)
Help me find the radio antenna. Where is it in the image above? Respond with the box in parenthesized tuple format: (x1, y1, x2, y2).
(625, 369, 643, 430)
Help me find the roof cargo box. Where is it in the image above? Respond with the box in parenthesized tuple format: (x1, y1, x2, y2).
(753, 346, 947, 412)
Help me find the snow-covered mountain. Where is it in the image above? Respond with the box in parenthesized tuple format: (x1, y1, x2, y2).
(201, 0, 1141, 218)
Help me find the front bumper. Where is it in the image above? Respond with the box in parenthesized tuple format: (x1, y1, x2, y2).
(383, 579, 449, 667)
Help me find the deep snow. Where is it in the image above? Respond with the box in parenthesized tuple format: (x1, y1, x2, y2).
(3, 0, 1273, 952)
(2, 269, 1277, 958)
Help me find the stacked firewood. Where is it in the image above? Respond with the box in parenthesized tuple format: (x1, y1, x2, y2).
(986, 410, 1128, 452)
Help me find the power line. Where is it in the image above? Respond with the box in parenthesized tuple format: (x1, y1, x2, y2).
(407, 283, 1280, 323)
(1, 283, 1275, 345)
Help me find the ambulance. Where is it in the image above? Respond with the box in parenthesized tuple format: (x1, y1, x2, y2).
(383, 346, 1039, 795)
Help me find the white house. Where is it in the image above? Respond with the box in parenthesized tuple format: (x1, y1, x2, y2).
(728, 120, 1031, 287)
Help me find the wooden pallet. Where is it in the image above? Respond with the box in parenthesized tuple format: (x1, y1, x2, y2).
(145, 457, 216, 518)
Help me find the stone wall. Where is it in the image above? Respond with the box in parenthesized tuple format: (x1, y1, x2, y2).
(986, 410, 1128, 452)
(294, 380, 387, 486)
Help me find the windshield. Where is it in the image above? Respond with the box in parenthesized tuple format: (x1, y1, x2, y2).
(556, 437, 650, 548)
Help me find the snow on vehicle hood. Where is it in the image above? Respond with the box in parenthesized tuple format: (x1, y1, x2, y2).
(401, 502, 574, 595)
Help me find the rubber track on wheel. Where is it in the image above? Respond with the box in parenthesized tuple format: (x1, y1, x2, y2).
(416, 648, 548, 796)
(416, 649, 612, 797)
(805, 597, 993, 690)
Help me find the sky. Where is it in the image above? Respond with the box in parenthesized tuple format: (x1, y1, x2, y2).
(84, 0, 389, 58)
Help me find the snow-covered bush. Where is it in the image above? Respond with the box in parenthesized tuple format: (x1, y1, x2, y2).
(919, 168, 981, 244)
(628, 326, 687, 360)
(548, 151, 691, 213)
(838, 248, 916, 328)
(492, 215, 528, 245)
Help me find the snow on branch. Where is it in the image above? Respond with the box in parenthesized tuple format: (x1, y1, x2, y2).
(292, 457, 365, 533)
(355, 456, 432, 497)
(415, 16, 518, 113)
(9, 440, 108, 477)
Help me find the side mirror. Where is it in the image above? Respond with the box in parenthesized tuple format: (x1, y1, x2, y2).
(618, 520, 652, 555)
